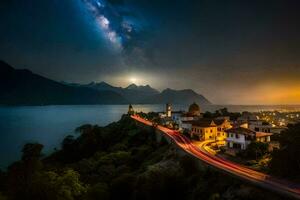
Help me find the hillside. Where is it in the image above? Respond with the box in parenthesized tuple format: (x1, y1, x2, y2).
(0, 115, 283, 200)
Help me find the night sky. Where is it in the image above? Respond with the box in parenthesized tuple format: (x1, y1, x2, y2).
(1, 0, 300, 104)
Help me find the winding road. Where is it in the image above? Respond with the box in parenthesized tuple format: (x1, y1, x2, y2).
(131, 115, 300, 199)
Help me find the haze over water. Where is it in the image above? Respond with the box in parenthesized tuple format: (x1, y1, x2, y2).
(1, 104, 300, 169)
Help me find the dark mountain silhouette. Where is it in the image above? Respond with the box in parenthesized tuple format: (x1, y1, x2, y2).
(125, 84, 159, 95)
(71, 82, 211, 105)
(73, 82, 160, 103)
(0, 61, 211, 105)
(75, 81, 124, 93)
(0, 61, 127, 105)
(141, 88, 211, 105)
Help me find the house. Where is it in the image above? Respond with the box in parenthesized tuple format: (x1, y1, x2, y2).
(225, 127, 273, 150)
(189, 117, 232, 141)
(248, 120, 287, 134)
(161, 102, 203, 131)
(214, 118, 232, 141)
(171, 111, 187, 125)
(181, 120, 194, 132)
(190, 119, 217, 140)
(255, 132, 272, 142)
(225, 127, 256, 150)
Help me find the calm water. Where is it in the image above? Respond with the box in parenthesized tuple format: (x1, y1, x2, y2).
(1, 104, 300, 169)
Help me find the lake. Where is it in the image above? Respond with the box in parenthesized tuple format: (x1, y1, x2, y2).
(1, 104, 300, 169)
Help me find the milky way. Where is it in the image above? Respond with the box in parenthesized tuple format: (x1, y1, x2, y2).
(82, 0, 135, 50)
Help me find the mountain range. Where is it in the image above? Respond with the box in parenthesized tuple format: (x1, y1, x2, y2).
(0, 61, 211, 105)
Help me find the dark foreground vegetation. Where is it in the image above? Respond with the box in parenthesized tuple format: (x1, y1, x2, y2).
(269, 123, 300, 181)
(0, 115, 292, 200)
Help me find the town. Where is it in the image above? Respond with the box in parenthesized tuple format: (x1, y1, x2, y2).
(128, 103, 300, 198)
(129, 103, 292, 165)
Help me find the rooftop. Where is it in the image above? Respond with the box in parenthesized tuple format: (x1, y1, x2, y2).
(191, 119, 216, 127)
(256, 132, 273, 138)
(213, 119, 227, 126)
(225, 127, 255, 136)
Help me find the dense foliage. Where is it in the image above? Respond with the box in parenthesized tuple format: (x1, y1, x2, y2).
(203, 108, 241, 120)
(238, 142, 269, 160)
(269, 123, 300, 181)
(0, 115, 286, 200)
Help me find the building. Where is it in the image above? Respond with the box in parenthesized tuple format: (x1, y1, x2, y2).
(181, 120, 194, 132)
(178, 103, 203, 130)
(225, 127, 273, 150)
(190, 119, 217, 140)
(159, 102, 203, 131)
(173, 112, 197, 130)
(256, 132, 272, 143)
(159, 103, 173, 118)
(225, 127, 256, 150)
(248, 120, 287, 134)
(158, 103, 176, 128)
(166, 103, 172, 117)
(171, 111, 186, 122)
(128, 104, 134, 115)
(236, 112, 286, 134)
(188, 102, 202, 117)
(189, 117, 232, 141)
(214, 118, 232, 141)
(158, 102, 207, 131)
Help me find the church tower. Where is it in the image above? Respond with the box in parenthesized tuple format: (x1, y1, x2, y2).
(166, 103, 172, 117)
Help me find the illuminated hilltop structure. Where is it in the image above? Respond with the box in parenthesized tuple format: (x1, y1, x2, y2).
(128, 104, 134, 115)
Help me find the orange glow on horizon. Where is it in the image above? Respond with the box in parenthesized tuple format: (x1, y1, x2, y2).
(240, 83, 300, 105)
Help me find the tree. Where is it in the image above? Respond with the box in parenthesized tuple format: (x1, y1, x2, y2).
(30, 169, 87, 200)
(110, 173, 136, 200)
(62, 135, 76, 151)
(85, 183, 109, 200)
(0, 193, 6, 200)
(203, 108, 241, 120)
(7, 143, 44, 199)
(269, 123, 300, 180)
(135, 162, 187, 200)
(21, 143, 44, 161)
(244, 142, 269, 160)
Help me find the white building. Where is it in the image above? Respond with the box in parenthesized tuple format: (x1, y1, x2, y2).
(225, 127, 273, 150)
(226, 127, 256, 150)
(160, 102, 203, 131)
(248, 120, 287, 134)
